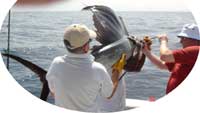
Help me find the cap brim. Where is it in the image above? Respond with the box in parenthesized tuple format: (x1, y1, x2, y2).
(88, 29, 97, 39)
(177, 32, 188, 38)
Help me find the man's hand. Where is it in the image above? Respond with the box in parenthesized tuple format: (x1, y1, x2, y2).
(143, 36, 152, 50)
(142, 36, 152, 55)
(157, 34, 168, 43)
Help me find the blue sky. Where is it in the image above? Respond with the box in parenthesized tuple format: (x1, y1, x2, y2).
(14, 0, 189, 11)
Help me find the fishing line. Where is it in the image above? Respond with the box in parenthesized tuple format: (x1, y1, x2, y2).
(118, 71, 127, 81)
(150, 36, 157, 40)
(7, 10, 11, 70)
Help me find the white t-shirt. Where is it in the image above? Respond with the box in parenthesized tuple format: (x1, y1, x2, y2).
(46, 51, 113, 112)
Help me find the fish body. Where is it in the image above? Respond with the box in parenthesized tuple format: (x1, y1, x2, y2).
(83, 5, 146, 71)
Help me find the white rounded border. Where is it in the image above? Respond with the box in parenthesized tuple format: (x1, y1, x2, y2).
(0, 0, 200, 113)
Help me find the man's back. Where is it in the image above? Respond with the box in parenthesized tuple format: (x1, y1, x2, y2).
(46, 52, 113, 112)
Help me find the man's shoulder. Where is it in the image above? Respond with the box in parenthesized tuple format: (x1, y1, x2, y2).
(92, 61, 108, 72)
(180, 46, 199, 54)
(173, 46, 199, 53)
(52, 56, 66, 64)
(184, 46, 200, 51)
(92, 61, 106, 69)
(171, 46, 199, 64)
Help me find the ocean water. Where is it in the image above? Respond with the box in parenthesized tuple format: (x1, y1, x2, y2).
(0, 11, 196, 102)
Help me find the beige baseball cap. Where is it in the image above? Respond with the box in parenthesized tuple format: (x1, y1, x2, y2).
(64, 24, 96, 49)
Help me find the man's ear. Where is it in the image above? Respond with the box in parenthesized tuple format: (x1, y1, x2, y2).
(82, 43, 89, 53)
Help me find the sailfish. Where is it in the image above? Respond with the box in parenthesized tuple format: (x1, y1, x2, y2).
(2, 5, 149, 101)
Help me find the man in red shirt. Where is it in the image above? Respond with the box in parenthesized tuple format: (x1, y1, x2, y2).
(142, 24, 200, 94)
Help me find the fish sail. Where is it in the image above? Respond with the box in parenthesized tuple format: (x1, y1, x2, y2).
(83, 5, 146, 72)
(83, 5, 125, 45)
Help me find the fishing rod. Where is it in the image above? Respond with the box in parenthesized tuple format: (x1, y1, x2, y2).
(119, 16, 129, 36)
(7, 10, 11, 70)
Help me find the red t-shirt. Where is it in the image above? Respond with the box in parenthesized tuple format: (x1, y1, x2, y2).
(165, 46, 199, 94)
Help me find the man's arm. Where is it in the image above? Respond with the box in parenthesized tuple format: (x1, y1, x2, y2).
(46, 60, 57, 99)
(50, 92, 55, 98)
(142, 38, 168, 70)
(158, 34, 175, 62)
(142, 46, 168, 70)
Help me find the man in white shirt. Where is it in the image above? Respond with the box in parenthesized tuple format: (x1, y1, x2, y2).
(46, 24, 121, 112)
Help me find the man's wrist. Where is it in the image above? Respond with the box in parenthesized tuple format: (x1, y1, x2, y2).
(143, 49, 151, 56)
(160, 40, 168, 44)
(158, 34, 168, 43)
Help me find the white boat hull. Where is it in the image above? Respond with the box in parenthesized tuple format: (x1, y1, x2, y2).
(125, 98, 151, 110)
